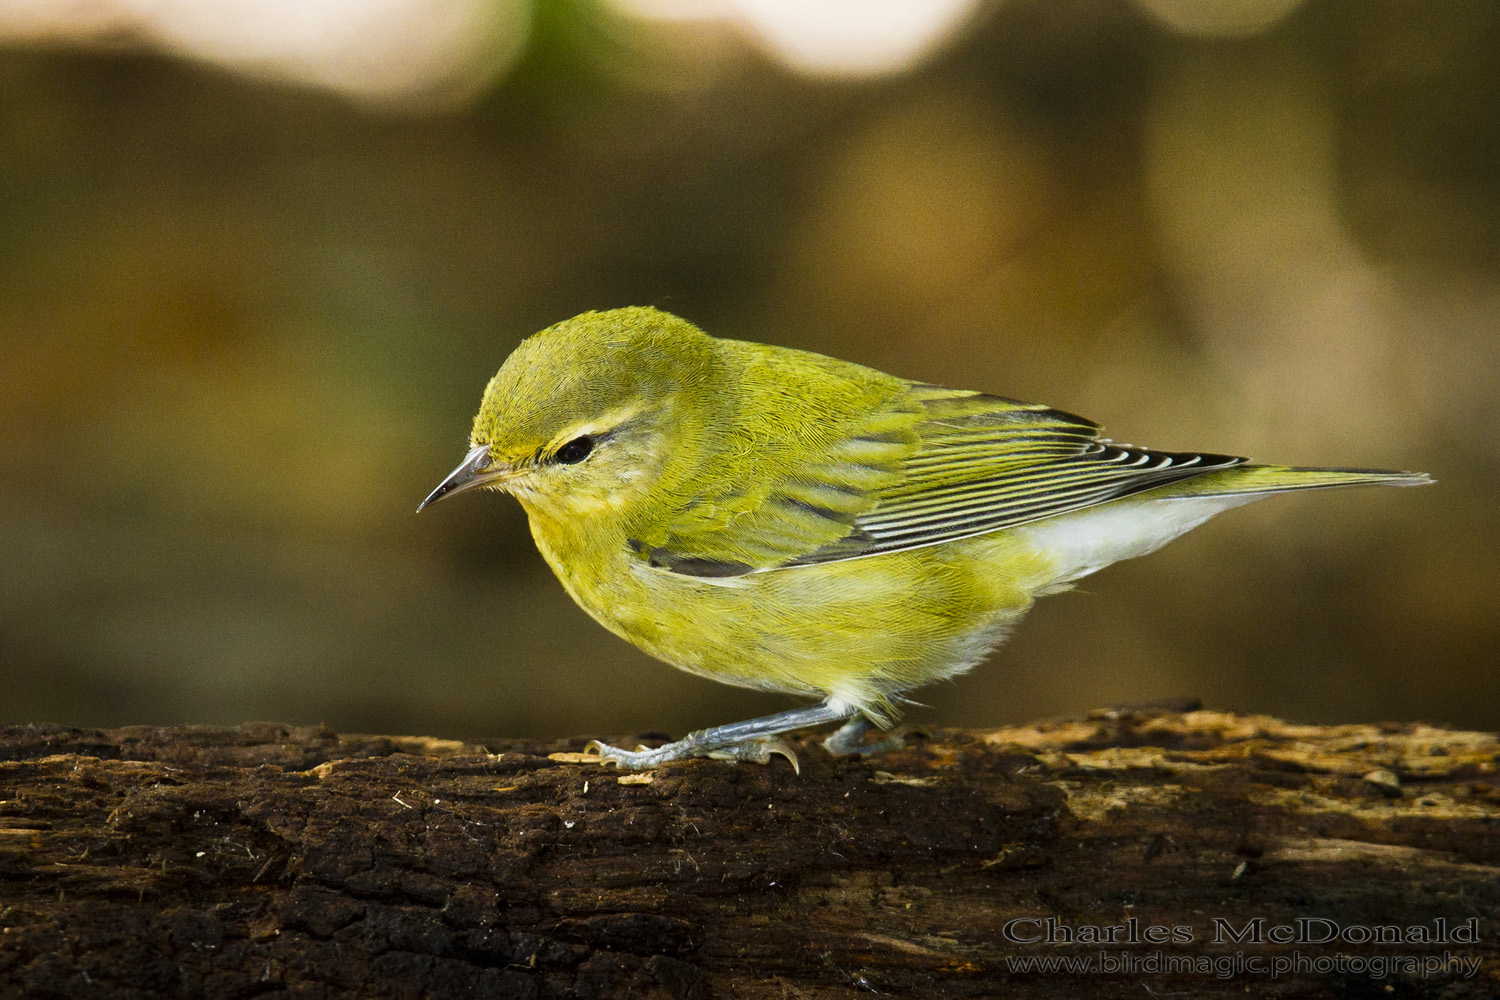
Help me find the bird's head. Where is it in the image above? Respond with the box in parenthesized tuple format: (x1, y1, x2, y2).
(420, 307, 721, 524)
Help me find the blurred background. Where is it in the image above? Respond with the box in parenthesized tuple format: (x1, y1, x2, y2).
(2, 0, 1496, 742)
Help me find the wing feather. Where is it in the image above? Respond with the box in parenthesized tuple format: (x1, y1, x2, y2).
(641, 380, 1244, 576)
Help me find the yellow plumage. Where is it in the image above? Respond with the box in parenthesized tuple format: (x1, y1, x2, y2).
(421, 307, 1430, 769)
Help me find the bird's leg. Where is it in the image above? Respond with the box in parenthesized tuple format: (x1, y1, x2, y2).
(586, 700, 858, 772)
(820, 714, 918, 757)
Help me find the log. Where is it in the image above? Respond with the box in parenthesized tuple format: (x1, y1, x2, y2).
(1, 709, 1497, 998)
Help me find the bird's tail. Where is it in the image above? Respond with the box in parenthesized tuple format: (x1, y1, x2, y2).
(1152, 465, 1433, 499)
(1015, 463, 1430, 591)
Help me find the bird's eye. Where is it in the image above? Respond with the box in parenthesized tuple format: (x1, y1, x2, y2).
(554, 435, 594, 464)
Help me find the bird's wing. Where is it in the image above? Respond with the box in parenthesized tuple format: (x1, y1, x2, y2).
(626, 383, 920, 577)
(787, 385, 1246, 566)
(636, 383, 1245, 577)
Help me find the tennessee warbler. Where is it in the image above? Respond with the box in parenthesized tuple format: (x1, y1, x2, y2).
(422, 307, 1430, 770)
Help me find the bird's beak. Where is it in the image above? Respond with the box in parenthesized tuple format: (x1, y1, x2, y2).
(418, 445, 512, 512)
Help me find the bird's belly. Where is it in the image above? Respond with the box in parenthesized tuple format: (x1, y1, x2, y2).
(550, 538, 1047, 717)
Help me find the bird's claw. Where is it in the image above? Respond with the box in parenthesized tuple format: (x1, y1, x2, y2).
(706, 737, 801, 775)
(583, 739, 657, 769)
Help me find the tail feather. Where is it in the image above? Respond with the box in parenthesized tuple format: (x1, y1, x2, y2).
(1152, 465, 1432, 499)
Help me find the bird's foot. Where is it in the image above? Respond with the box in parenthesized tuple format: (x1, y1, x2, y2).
(585, 735, 800, 773)
(583, 740, 672, 770)
(581, 701, 858, 771)
(822, 716, 928, 758)
(706, 737, 800, 774)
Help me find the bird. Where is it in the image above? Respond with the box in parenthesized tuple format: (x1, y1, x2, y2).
(420, 306, 1430, 770)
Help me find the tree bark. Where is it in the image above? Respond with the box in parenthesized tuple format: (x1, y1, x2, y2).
(2, 708, 1497, 998)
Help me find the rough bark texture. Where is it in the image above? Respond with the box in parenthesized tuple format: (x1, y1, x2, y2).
(2, 709, 1497, 999)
